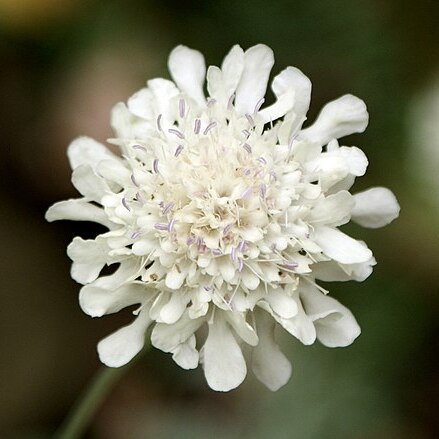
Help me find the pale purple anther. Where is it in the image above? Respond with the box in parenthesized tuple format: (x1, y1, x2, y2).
(167, 218, 175, 232)
(175, 144, 184, 157)
(283, 261, 299, 269)
(132, 144, 147, 152)
(203, 121, 217, 135)
(154, 223, 169, 231)
(156, 114, 162, 132)
(135, 192, 144, 204)
(242, 143, 252, 154)
(131, 231, 141, 240)
(162, 202, 174, 215)
(207, 98, 217, 107)
(254, 97, 265, 114)
(230, 246, 237, 262)
(179, 99, 186, 118)
(194, 119, 201, 134)
(130, 174, 139, 187)
(186, 236, 194, 245)
(153, 159, 159, 174)
(212, 248, 222, 256)
(259, 183, 267, 199)
(223, 223, 233, 235)
(242, 129, 250, 138)
(121, 197, 130, 211)
(238, 240, 246, 252)
(238, 258, 244, 272)
(168, 128, 185, 139)
(241, 187, 252, 199)
(245, 114, 254, 127)
(256, 156, 267, 165)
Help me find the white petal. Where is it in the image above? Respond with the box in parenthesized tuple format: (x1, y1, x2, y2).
(111, 102, 134, 138)
(165, 267, 186, 290)
(252, 310, 292, 391)
(151, 313, 204, 353)
(97, 308, 151, 367)
(259, 66, 311, 124)
(67, 237, 109, 284)
(235, 44, 274, 114)
(172, 335, 199, 369)
(45, 199, 113, 228)
(127, 87, 155, 120)
(201, 316, 247, 391)
(148, 78, 180, 123)
(225, 312, 258, 346)
(301, 94, 368, 145)
(96, 159, 131, 187)
(313, 226, 373, 264)
(313, 257, 376, 282)
(309, 191, 354, 227)
(67, 137, 118, 170)
(91, 259, 140, 290)
(168, 45, 206, 106)
(159, 292, 189, 324)
(265, 288, 298, 319)
(79, 283, 150, 317)
(300, 285, 361, 347)
(352, 187, 400, 228)
(71, 165, 110, 202)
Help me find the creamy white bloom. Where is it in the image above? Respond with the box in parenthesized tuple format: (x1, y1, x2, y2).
(46, 44, 400, 392)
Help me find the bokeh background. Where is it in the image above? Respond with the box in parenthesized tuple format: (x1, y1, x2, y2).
(1, 0, 438, 438)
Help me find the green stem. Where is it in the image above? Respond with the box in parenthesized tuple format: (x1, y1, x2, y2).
(55, 355, 140, 439)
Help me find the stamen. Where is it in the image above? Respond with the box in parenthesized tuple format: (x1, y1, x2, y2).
(135, 192, 144, 204)
(130, 174, 139, 187)
(212, 248, 222, 256)
(269, 170, 277, 181)
(131, 231, 141, 240)
(238, 258, 244, 272)
(283, 261, 298, 269)
(154, 223, 168, 231)
(244, 169, 251, 175)
(238, 240, 246, 252)
(179, 99, 186, 118)
(194, 118, 201, 134)
(186, 236, 194, 245)
(168, 128, 185, 139)
(175, 144, 184, 157)
(231, 246, 237, 262)
(254, 97, 265, 114)
(242, 143, 252, 154)
(121, 197, 130, 211)
(227, 93, 235, 110)
(256, 156, 267, 165)
(167, 218, 175, 232)
(132, 144, 147, 152)
(288, 133, 299, 150)
(203, 285, 212, 291)
(207, 98, 217, 107)
(153, 159, 159, 174)
(241, 187, 252, 199)
(156, 114, 162, 132)
(259, 183, 266, 199)
(245, 114, 254, 126)
(223, 223, 233, 235)
(203, 121, 217, 135)
(162, 202, 174, 215)
(242, 129, 250, 137)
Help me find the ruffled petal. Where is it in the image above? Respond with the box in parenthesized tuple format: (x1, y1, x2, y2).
(168, 45, 206, 106)
(201, 316, 247, 391)
(159, 292, 190, 324)
(309, 190, 354, 227)
(252, 309, 292, 391)
(300, 285, 361, 347)
(312, 256, 376, 282)
(259, 66, 311, 124)
(313, 226, 373, 264)
(45, 199, 113, 228)
(352, 187, 400, 228)
(97, 307, 152, 367)
(235, 44, 274, 114)
(301, 94, 368, 145)
(67, 136, 118, 170)
(71, 164, 110, 202)
(127, 87, 155, 120)
(67, 237, 110, 284)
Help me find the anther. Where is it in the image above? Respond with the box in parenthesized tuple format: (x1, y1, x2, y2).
(203, 121, 217, 135)
(153, 159, 159, 174)
(168, 128, 185, 139)
(175, 144, 184, 157)
(156, 114, 162, 132)
(179, 99, 186, 118)
(194, 119, 201, 134)
(242, 143, 252, 154)
(121, 197, 130, 211)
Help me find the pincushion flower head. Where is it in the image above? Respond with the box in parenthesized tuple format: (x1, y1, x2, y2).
(46, 44, 400, 392)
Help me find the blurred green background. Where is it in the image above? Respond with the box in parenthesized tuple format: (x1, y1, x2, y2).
(1, 0, 438, 438)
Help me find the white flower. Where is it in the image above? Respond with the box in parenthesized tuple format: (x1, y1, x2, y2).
(46, 44, 400, 392)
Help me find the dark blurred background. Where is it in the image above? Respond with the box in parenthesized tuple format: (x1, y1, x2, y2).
(1, 1, 438, 438)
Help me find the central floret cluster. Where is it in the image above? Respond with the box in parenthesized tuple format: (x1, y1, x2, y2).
(46, 44, 399, 391)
